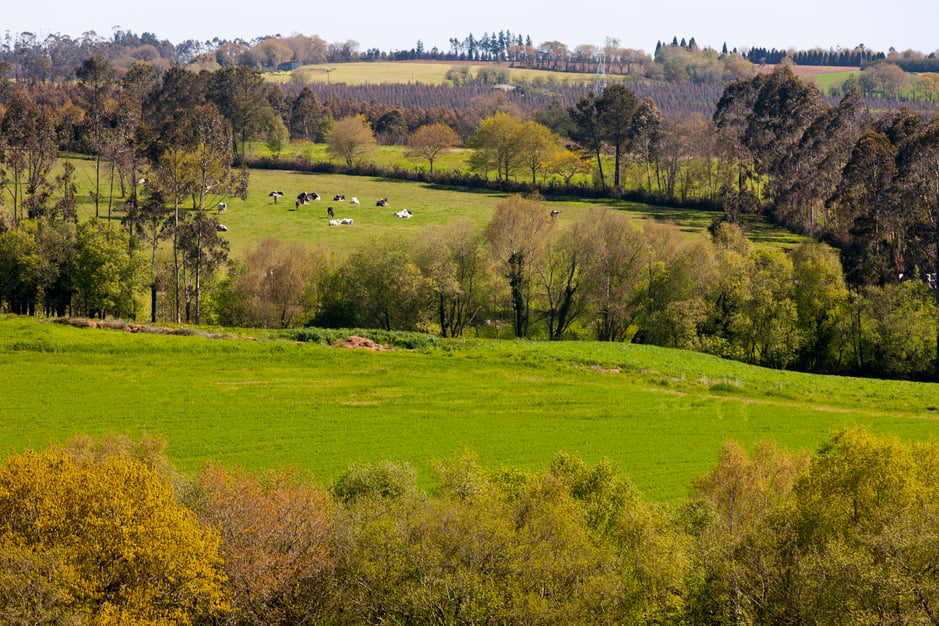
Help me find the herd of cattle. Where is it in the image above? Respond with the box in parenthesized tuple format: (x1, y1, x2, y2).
(215, 191, 413, 232)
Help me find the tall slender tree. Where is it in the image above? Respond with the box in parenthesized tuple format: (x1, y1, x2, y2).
(597, 84, 638, 188)
(75, 55, 115, 218)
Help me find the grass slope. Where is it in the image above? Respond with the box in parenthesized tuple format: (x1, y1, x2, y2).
(2, 316, 937, 500)
(62, 156, 807, 258)
(266, 61, 600, 86)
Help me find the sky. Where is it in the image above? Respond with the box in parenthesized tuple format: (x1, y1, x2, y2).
(5, 0, 938, 57)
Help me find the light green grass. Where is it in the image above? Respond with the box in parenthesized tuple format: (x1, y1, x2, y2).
(266, 61, 600, 86)
(2, 317, 937, 500)
(59, 158, 808, 260)
(808, 70, 858, 93)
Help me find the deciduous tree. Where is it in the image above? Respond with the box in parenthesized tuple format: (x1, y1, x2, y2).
(191, 464, 333, 625)
(485, 195, 553, 337)
(467, 112, 525, 181)
(405, 122, 459, 173)
(0, 445, 228, 624)
(326, 115, 377, 167)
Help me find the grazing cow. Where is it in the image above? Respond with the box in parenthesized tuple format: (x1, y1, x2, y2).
(217, 202, 227, 214)
(295, 200, 300, 210)
(310, 192, 320, 201)
(216, 224, 228, 232)
(269, 191, 284, 204)
(327, 206, 334, 218)
(350, 197, 360, 205)
(393, 209, 412, 219)
(550, 209, 560, 219)
(339, 218, 354, 225)
(376, 198, 389, 207)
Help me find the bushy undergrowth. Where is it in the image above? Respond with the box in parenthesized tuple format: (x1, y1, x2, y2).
(286, 326, 447, 350)
(5, 429, 939, 625)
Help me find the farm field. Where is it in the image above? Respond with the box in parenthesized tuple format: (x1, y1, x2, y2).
(266, 60, 601, 86)
(2, 316, 938, 500)
(66, 157, 808, 258)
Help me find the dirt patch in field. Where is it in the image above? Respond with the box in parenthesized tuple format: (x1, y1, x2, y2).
(52, 317, 251, 340)
(331, 335, 391, 351)
(760, 64, 859, 76)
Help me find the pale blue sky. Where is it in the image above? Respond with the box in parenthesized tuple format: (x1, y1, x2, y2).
(5, 0, 937, 56)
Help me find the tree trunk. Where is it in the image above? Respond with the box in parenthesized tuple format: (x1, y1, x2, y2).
(509, 252, 527, 337)
(438, 294, 448, 338)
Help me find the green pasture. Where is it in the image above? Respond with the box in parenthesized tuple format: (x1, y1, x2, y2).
(2, 317, 937, 500)
(808, 70, 858, 94)
(265, 61, 599, 87)
(61, 157, 807, 260)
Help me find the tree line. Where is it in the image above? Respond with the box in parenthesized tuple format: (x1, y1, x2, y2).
(744, 46, 886, 67)
(2, 428, 938, 624)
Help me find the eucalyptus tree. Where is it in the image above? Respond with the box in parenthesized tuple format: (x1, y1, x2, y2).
(75, 55, 115, 218)
(154, 103, 244, 323)
(597, 84, 638, 188)
(0, 89, 58, 223)
(569, 92, 606, 189)
(630, 97, 664, 192)
(895, 118, 939, 368)
(208, 66, 274, 159)
(288, 86, 323, 141)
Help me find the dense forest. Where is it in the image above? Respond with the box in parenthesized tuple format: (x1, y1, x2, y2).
(0, 48, 938, 378)
(3, 428, 939, 624)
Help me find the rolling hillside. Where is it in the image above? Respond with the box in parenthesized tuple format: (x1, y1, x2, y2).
(2, 316, 936, 500)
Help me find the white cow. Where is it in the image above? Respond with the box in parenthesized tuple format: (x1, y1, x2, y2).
(340, 218, 354, 225)
(393, 209, 412, 219)
(328, 219, 340, 226)
(350, 197, 360, 205)
(217, 202, 227, 213)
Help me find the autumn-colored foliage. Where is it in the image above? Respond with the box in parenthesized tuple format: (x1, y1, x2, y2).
(0, 446, 228, 625)
(190, 464, 333, 625)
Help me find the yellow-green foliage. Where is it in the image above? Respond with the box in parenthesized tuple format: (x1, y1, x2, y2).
(0, 447, 228, 625)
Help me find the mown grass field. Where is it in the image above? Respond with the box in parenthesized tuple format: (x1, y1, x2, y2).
(265, 60, 600, 86)
(2, 316, 938, 500)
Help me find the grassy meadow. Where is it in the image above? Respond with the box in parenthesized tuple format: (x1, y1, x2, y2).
(265, 60, 600, 86)
(66, 154, 808, 259)
(3, 316, 938, 500)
